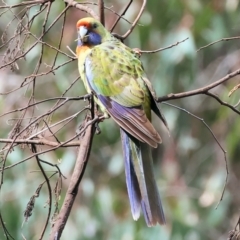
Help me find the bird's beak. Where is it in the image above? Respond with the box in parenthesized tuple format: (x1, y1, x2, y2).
(78, 26, 88, 42)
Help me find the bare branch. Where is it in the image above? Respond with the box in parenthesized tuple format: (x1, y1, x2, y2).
(43, 120, 61, 144)
(0, 212, 15, 239)
(32, 144, 52, 240)
(0, 95, 88, 118)
(71, 2, 132, 25)
(110, 0, 132, 32)
(0, 0, 50, 9)
(121, 0, 146, 39)
(63, 0, 99, 19)
(204, 92, 240, 115)
(163, 102, 228, 208)
(1, 96, 79, 182)
(49, 117, 96, 240)
(158, 68, 240, 103)
(51, 3, 68, 71)
(2, 116, 104, 171)
(197, 36, 240, 52)
(0, 138, 80, 147)
(0, 3, 72, 70)
(137, 37, 189, 54)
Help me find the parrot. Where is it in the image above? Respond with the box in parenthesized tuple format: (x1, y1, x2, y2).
(76, 17, 168, 226)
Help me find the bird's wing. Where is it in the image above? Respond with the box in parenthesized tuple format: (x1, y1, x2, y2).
(84, 41, 161, 147)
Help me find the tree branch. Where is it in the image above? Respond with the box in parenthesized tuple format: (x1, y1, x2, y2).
(63, 0, 99, 20)
(204, 92, 240, 115)
(32, 144, 52, 240)
(0, 138, 80, 147)
(157, 68, 240, 102)
(110, 0, 132, 32)
(121, 0, 146, 39)
(49, 118, 96, 240)
(197, 36, 240, 52)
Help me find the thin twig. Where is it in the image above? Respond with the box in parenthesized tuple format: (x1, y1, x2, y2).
(0, 95, 89, 118)
(0, 3, 72, 71)
(73, 2, 132, 25)
(0, 108, 87, 155)
(37, 161, 66, 179)
(0, 0, 51, 9)
(110, 0, 133, 31)
(1, 97, 74, 179)
(32, 144, 52, 240)
(228, 83, 240, 97)
(121, 0, 146, 39)
(139, 37, 189, 54)
(48, 108, 88, 137)
(2, 116, 104, 171)
(63, 0, 99, 19)
(66, 46, 77, 58)
(43, 120, 61, 144)
(163, 102, 228, 208)
(50, 4, 70, 73)
(197, 36, 240, 52)
(0, 138, 80, 147)
(0, 212, 15, 239)
(205, 92, 240, 115)
(158, 68, 240, 102)
(27, 108, 88, 140)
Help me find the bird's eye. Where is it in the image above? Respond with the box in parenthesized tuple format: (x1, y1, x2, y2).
(92, 23, 97, 29)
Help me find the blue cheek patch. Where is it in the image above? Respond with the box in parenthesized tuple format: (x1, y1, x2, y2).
(88, 32, 101, 45)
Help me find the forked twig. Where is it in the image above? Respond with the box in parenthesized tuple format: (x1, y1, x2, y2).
(158, 68, 240, 114)
(205, 92, 240, 115)
(2, 115, 104, 171)
(121, 0, 146, 39)
(63, 0, 99, 19)
(32, 144, 52, 240)
(110, 0, 132, 32)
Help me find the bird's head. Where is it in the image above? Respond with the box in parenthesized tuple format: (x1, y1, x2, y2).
(76, 18, 110, 46)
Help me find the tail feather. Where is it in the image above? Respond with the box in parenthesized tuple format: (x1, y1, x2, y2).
(120, 129, 165, 226)
(121, 129, 141, 220)
(138, 138, 165, 226)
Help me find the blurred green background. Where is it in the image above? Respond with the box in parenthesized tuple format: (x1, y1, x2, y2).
(1, 0, 240, 239)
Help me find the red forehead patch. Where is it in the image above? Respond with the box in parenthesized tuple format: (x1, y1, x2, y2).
(76, 20, 91, 28)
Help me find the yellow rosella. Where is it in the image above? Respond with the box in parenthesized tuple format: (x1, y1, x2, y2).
(76, 17, 168, 226)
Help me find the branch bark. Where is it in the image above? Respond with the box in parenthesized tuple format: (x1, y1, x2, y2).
(0, 138, 80, 147)
(49, 119, 95, 240)
(157, 68, 240, 102)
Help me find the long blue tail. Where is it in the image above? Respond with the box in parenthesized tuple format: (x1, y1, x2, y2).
(120, 129, 165, 226)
